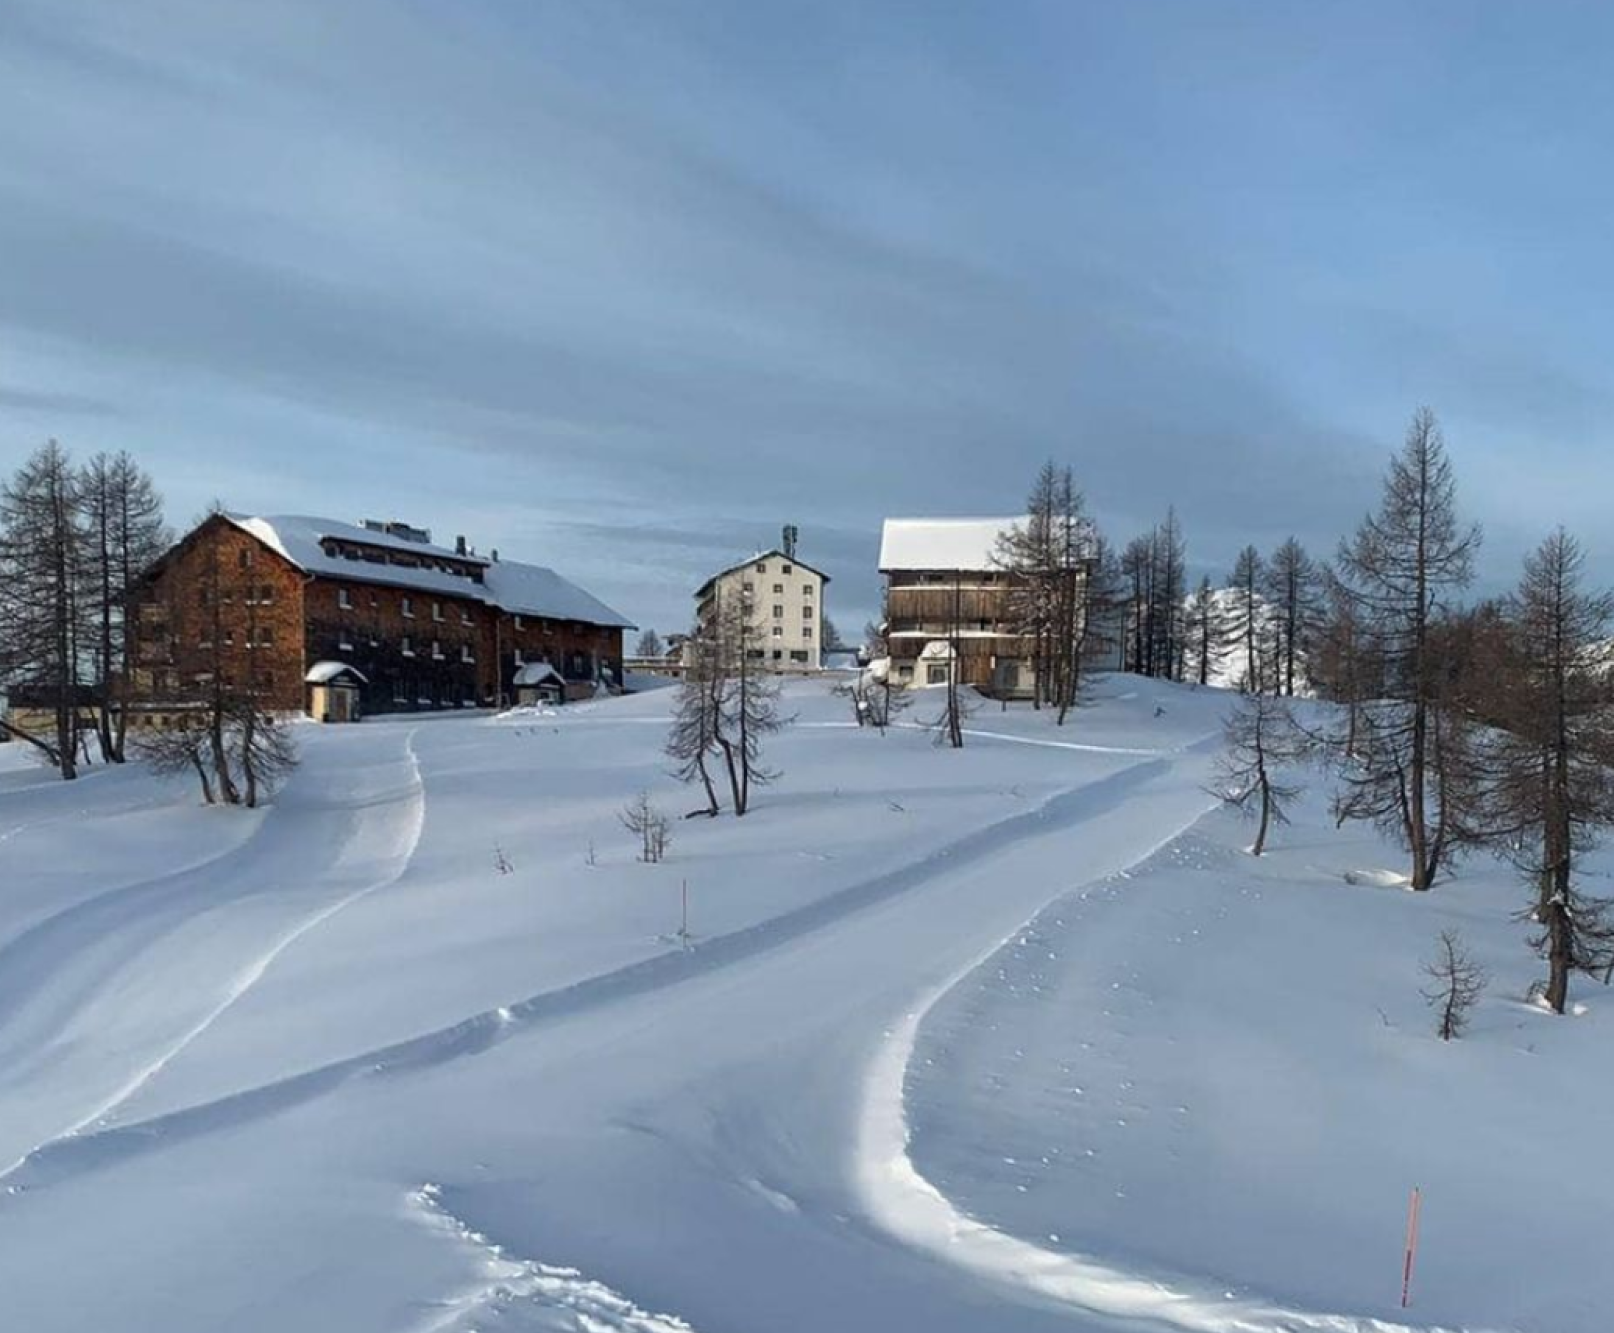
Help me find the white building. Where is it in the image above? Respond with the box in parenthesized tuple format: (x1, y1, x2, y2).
(693, 527, 830, 672)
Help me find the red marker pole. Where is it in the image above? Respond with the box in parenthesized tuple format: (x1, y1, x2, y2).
(1400, 1187, 1422, 1308)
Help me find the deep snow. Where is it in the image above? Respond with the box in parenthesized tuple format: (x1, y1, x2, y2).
(0, 678, 1604, 1331)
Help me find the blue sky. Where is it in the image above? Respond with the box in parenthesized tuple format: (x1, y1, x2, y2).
(2, 1, 1611, 634)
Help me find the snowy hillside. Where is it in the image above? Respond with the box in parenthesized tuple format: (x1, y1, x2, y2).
(0, 678, 1605, 1332)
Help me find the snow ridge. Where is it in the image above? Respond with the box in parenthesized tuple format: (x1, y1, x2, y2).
(408, 1183, 697, 1333)
(855, 807, 1494, 1333)
(0, 756, 1178, 1195)
(0, 729, 427, 1185)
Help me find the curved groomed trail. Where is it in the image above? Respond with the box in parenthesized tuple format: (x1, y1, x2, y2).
(0, 694, 1500, 1332)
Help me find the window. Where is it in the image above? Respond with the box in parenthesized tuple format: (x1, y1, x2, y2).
(198, 631, 213, 648)
(743, 581, 754, 593)
(754, 561, 766, 573)
(927, 664, 948, 684)
(460, 644, 474, 663)
(513, 647, 525, 666)
(339, 635, 354, 651)
(897, 663, 914, 680)
(238, 548, 253, 569)
(773, 583, 784, 594)
(402, 597, 415, 618)
(431, 640, 444, 660)
(338, 588, 352, 610)
(402, 635, 415, 657)
(772, 605, 784, 618)
(790, 650, 809, 663)
(802, 605, 813, 618)
(369, 592, 379, 608)
(782, 563, 793, 574)
(514, 614, 525, 630)
(255, 627, 274, 647)
(771, 626, 783, 638)
(258, 584, 273, 605)
(223, 629, 234, 646)
(803, 584, 813, 597)
(803, 626, 814, 639)
(460, 609, 473, 626)
(431, 601, 443, 622)
(772, 649, 783, 661)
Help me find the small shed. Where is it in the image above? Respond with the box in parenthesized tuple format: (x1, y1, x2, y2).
(305, 661, 368, 722)
(512, 661, 566, 706)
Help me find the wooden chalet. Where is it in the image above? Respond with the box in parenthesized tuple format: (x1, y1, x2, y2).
(877, 516, 1034, 698)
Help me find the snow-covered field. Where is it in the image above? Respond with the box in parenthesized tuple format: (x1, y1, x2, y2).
(0, 679, 1604, 1332)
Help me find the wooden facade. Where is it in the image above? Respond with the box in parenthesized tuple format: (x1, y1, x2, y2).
(883, 570, 1032, 695)
(133, 515, 628, 719)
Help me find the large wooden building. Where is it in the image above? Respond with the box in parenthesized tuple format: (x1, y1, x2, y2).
(877, 516, 1034, 698)
(132, 514, 633, 720)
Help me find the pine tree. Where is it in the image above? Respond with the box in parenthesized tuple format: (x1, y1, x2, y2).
(1333, 408, 1480, 891)
(1226, 545, 1267, 694)
(78, 451, 169, 762)
(1470, 530, 1614, 1012)
(1264, 536, 1320, 697)
(0, 441, 88, 778)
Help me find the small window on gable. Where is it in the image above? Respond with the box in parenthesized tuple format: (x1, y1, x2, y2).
(754, 561, 766, 573)
(782, 563, 793, 574)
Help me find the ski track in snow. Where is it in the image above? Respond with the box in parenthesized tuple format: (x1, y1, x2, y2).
(407, 1184, 697, 1333)
(855, 801, 1495, 1333)
(0, 750, 1184, 1195)
(0, 728, 426, 1185)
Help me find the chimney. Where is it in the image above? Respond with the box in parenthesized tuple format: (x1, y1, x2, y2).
(782, 523, 798, 560)
(455, 535, 467, 556)
(491, 548, 499, 563)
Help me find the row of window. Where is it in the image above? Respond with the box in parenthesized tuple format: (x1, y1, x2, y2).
(197, 584, 275, 607)
(743, 580, 813, 596)
(745, 649, 813, 662)
(198, 628, 275, 648)
(754, 561, 798, 575)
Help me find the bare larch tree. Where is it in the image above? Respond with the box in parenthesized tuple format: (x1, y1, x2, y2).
(1332, 408, 1480, 890)
(1212, 692, 1311, 855)
(1421, 928, 1486, 1040)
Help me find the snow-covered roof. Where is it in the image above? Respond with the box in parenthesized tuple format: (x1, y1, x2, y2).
(878, 518, 1021, 572)
(483, 559, 635, 629)
(224, 515, 633, 630)
(696, 548, 831, 597)
(512, 662, 565, 687)
(304, 661, 368, 685)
